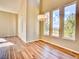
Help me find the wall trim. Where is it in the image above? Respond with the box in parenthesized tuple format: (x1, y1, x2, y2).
(0, 7, 18, 14)
(26, 39, 40, 43)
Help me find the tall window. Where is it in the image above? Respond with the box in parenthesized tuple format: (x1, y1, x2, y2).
(64, 3, 76, 40)
(44, 12, 50, 35)
(52, 9, 60, 36)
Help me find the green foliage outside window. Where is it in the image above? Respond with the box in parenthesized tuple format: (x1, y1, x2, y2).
(64, 14, 75, 38)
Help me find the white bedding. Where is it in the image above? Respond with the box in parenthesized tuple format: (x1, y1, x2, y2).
(0, 42, 14, 48)
(0, 38, 7, 43)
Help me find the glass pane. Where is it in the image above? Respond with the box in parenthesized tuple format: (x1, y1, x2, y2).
(44, 12, 50, 35)
(64, 3, 76, 40)
(52, 9, 60, 36)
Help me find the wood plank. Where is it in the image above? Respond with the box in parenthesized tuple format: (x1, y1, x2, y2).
(39, 40, 79, 59)
(0, 37, 78, 59)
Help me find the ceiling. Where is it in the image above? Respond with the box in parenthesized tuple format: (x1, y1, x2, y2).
(0, 0, 40, 14)
(41, 0, 75, 13)
(0, 0, 76, 14)
(0, 0, 22, 13)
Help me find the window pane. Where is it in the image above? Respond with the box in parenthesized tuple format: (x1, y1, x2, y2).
(52, 9, 60, 36)
(64, 3, 76, 40)
(44, 12, 50, 35)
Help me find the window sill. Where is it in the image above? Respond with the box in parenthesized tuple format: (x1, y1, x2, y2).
(43, 35, 60, 39)
(43, 35, 76, 41)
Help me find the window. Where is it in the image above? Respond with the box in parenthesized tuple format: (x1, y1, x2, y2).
(44, 12, 50, 35)
(52, 9, 60, 36)
(64, 3, 76, 40)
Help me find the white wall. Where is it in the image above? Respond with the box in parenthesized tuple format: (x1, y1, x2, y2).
(0, 11, 17, 37)
(18, 0, 40, 43)
(18, 0, 27, 43)
(26, 0, 39, 42)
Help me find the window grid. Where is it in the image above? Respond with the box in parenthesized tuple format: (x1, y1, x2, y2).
(43, 2, 76, 40)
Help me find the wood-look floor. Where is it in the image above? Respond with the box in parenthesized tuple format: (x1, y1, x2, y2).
(0, 37, 77, 59)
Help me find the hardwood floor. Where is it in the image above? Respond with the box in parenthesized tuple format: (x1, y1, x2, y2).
(0, 37, 78, 59)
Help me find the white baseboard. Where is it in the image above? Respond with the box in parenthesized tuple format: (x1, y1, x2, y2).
(26, 39, 40, 43)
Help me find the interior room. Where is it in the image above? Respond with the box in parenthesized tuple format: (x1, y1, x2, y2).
(0, 0, 79, 59)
